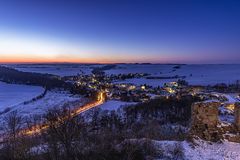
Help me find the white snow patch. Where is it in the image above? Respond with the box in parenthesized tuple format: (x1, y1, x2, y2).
(0, 91, 85, 119)
(154, 140, 240, 160)
(0, 81, 44, 112)
(98, 100, 136, 111)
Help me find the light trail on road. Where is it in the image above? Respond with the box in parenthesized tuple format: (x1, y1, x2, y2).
(23, 92, 105, 135)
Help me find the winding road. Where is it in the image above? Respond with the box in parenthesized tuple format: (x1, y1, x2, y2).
(23, 92, 105, 135)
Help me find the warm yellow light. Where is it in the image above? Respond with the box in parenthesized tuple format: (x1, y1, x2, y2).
(21, 91, 105, 136)
(226, 104, 235, 111)
(165, 87, 175, 93)
(141, 86, 146, 90)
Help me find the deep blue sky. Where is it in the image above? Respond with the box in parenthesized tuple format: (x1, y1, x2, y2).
(0, 0, 240, 63)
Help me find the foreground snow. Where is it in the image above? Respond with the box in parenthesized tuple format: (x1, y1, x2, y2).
(154, 139, 240, 160)
(0, 90, 86, 135)
(0, 81, 44, 112)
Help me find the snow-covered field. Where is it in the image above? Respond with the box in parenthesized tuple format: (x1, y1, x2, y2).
(0, 81, 44, 113)
(0, 90, 84, 119)
(6, 64, 240, 86)
(105, 64, 175, 75)
(0, 90, 85, 135)
(107, 64, 240, 86)
(155, 139, 240, 160)
(5, 64, 101, 77)
(162, 64, 240, 86)
(97, 100, 136, 111)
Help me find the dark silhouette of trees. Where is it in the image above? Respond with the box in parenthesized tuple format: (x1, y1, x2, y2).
(0, 66, 70, 89)
(0, 95, 198, 159)
(1, 111, 37, 160)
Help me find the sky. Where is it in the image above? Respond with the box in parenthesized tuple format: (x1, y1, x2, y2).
(0, 0, 240, 64)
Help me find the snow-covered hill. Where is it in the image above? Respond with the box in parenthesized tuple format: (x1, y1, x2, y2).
(0, 81, 44, 112)
(0, 90, 84, 119)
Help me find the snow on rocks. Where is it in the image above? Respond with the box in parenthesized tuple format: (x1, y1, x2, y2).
(154, 139, 240, 160)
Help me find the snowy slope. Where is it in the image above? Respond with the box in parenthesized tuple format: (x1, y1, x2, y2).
(97, 100, 136, 111)
(0, 91, 84, 118)
(0, 81, 44, 112)
(154, 140, 240, 160)
(0, 90, 85, 135)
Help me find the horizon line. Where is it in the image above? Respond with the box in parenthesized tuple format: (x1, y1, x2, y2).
(1, 61, 240, 65)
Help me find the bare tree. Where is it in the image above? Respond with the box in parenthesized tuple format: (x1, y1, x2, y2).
(0, 111, 39, 160)
(2, 111, 23, 159)
(43, 106, 85, 160)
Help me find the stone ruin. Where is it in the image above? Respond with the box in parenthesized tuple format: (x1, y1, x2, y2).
(190, 101, 240, 142)
(234, 103, 240, 131)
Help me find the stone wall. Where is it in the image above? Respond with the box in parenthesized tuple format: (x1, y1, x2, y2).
(190, 101, 240, 143)
(234, 102, 240, 131)
(190, 101, 221, 142)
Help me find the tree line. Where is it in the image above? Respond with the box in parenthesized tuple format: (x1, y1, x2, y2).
(0, 95, 198, 160)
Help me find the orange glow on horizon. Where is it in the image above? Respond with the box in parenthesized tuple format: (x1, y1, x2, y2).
(0, 55, 165, 64)
(0, 53, 186, 64)
(0, 58, 127, 64)
(0, 55, 123, 64)
(0, 57, 102, 64)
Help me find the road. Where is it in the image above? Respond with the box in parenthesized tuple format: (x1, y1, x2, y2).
(23, 92, 105, 135)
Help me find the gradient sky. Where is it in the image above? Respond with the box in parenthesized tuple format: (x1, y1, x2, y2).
(0, 0, 240, 64)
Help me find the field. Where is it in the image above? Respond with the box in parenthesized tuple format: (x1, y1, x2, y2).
(5, 64, 101, 77)
(0, 81, 44, 113)
(106, 64, 240, 86)
(7, 64, 240, 86)
(0, 90, 85, 134)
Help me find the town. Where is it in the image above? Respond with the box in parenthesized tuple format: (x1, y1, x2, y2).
(1, 0, 240, 159)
